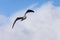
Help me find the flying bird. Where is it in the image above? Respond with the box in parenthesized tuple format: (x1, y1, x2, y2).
(12, 9, 34, 29)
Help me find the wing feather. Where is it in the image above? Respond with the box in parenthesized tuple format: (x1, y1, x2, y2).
(24, 9, 34, 16)
(12, 17, 23, 28)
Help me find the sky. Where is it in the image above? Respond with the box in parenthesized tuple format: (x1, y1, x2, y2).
(0, 0, 60, 40)
(0, 0, 60, 16)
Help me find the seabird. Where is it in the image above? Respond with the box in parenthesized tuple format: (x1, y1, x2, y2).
(12, 9, 34, 28)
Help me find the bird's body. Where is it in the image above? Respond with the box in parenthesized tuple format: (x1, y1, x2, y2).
(21, 16, 27, 21)
(12, 9, 34, 28)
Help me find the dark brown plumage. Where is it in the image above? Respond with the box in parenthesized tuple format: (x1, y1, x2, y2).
(12, 9, 34, 29)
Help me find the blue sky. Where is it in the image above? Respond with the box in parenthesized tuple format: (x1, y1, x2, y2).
(0, 0, 60, 17)
(0, 0, 60, 40)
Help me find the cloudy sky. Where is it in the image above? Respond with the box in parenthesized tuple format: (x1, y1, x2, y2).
(0, 0, 60, 40)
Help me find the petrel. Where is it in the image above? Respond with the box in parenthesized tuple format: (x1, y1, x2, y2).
(12, 9, 34, 28)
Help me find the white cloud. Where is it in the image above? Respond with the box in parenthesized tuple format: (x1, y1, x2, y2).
(0, 15, 8, 26)
(0, 1, 60, 40)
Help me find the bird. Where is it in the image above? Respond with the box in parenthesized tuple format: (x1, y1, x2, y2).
(12, 9, 34, 29)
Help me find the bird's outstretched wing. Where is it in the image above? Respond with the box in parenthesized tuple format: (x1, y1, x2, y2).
(12, 17, 23, 29)
(24, 9, 34, 16)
